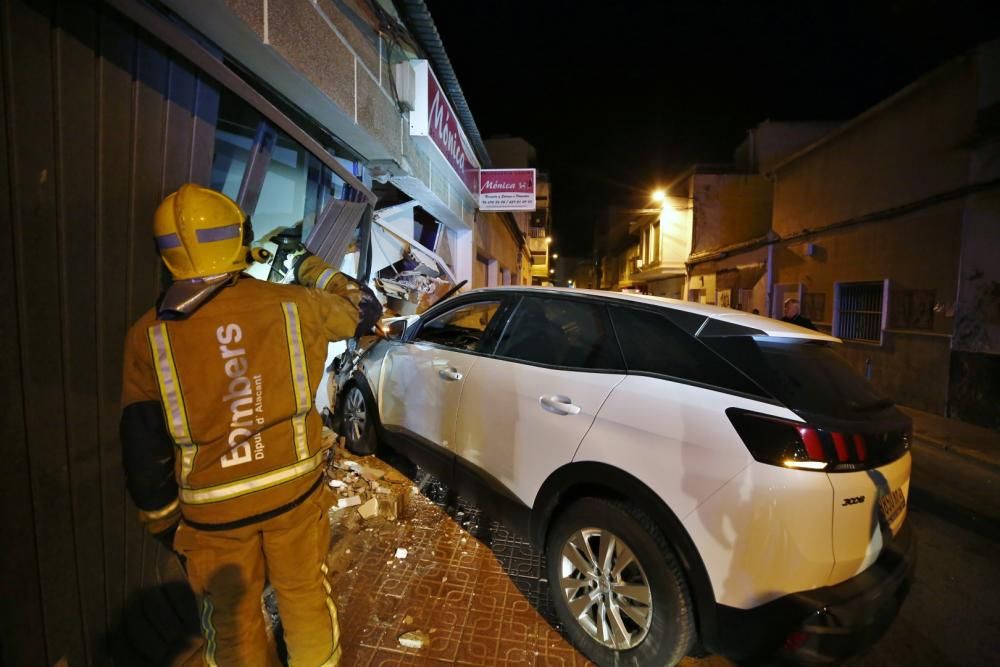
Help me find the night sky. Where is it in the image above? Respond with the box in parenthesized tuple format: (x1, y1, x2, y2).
(425, 0, 999, 257)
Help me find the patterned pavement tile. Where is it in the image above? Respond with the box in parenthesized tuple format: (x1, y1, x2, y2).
(326, 449, 595, 667)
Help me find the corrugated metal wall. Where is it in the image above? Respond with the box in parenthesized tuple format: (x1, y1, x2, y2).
(1, 1, 218, 663)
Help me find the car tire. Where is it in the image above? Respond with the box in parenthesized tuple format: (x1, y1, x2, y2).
(340, 383, 378, 456)
(545, 497, 695, 667)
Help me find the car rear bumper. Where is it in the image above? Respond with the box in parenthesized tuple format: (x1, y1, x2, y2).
(711, 521, 916, 664)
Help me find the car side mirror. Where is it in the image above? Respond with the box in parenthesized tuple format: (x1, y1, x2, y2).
(386, 319, 407, 341)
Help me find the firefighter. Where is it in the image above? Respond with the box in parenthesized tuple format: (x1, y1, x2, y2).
(120, 184, 381, 666)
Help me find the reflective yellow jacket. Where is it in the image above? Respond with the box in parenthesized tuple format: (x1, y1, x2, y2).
(121, 258, 361, 527)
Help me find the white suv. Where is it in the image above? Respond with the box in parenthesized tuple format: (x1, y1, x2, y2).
(334, 287, 915, 666)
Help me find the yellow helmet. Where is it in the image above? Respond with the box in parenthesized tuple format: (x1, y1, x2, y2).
(153, 184, 249, 280)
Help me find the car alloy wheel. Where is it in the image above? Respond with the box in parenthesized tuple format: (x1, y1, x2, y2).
(344, 386, 367, 444)
(559, 527, 653, 650)
(546, 498, 695, 666)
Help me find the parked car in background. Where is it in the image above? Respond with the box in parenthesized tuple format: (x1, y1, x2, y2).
(333, 287, 915, 666)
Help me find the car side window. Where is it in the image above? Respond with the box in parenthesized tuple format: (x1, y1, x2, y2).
(495, 297, 625, 371)
(413, 301, 502, 352)
(610, 306, 764, 395)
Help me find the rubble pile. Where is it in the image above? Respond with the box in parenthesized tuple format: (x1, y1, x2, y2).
(321, 427, 411, 523)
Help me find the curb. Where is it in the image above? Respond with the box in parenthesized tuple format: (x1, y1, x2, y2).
(912, 433, 1000, 471)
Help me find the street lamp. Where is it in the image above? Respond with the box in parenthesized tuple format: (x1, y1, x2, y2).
(545, 236, 552, 244)
(549, 268, 555, 275)
(651, 189, 666, 203)
(552, 253, 559, 259)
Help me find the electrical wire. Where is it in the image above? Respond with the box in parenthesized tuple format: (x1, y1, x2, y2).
(363, 0, 422, 114)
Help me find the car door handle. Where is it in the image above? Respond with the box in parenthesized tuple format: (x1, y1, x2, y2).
(539, 394, 582, 416)
(438, 367, 463, 381)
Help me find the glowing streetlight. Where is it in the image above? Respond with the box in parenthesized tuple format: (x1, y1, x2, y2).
(652, 189, 666, 203)
(549, 268, 555, 275)
(545, 236, 552, 244)
(552, 253, 559, 259)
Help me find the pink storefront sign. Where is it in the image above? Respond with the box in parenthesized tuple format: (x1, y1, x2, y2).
(409, 60, 480, 197)
(479, 169, 536, 211)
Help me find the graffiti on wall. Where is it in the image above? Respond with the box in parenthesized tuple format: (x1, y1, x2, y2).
(953, 274, 1000, 353)
(890, 289, 935, 330)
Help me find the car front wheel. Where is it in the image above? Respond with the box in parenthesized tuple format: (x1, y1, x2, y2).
(545, 497, 695, 666)
(341, 384, 378, 455)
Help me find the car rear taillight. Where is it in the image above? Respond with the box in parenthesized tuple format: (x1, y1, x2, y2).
(725, 409, 906, 471)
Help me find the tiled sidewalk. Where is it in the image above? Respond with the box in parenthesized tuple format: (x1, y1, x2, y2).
(324, 448, 594, 667)
(319, 446, 724, 667)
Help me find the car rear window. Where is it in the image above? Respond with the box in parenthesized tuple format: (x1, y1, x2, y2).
(610, 307, 765, 396)
(703, 337, 890, 419)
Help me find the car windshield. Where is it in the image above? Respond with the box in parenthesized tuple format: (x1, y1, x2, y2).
(703, 337, 890, 419)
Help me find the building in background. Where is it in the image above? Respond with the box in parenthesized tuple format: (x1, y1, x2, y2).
(680, 41, 1000, 426)
(564, 258, 597, 289)
(589, 41, 1000, 427)
(761, 41, 1000, 424)
(594, 206, 641, 292)
(473, 209, 525, 287)
(486, 136, 553, 285)
(683, 122, 835, 310)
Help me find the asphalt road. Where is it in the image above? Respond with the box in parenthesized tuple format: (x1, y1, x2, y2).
(842, 441, 1000, 667)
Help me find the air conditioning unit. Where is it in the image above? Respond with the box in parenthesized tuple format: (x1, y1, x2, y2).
(393, 61, 417, 112)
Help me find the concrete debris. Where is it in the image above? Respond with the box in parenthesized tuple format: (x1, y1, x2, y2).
(360, 465, 385, 481)
(328, 479, 346, 488)
(397, 630, 430, 650)
(337, 496, 362, 509)
(358, 498, 379, 520)
(394, 547, 408, 559)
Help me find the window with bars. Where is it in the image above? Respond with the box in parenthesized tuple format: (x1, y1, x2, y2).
(836, 281, 887, 343)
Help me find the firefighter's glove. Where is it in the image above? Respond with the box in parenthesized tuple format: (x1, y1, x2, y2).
(291, 248, 316, 285)
(345, 276, 383, 338)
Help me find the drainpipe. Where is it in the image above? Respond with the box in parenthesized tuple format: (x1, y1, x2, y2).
(766, 242, 775, 317)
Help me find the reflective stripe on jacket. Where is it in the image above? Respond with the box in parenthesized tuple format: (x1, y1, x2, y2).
(121, 272, 359, 526)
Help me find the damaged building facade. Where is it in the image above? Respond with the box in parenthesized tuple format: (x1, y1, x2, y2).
(0, 0, 525, 664)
